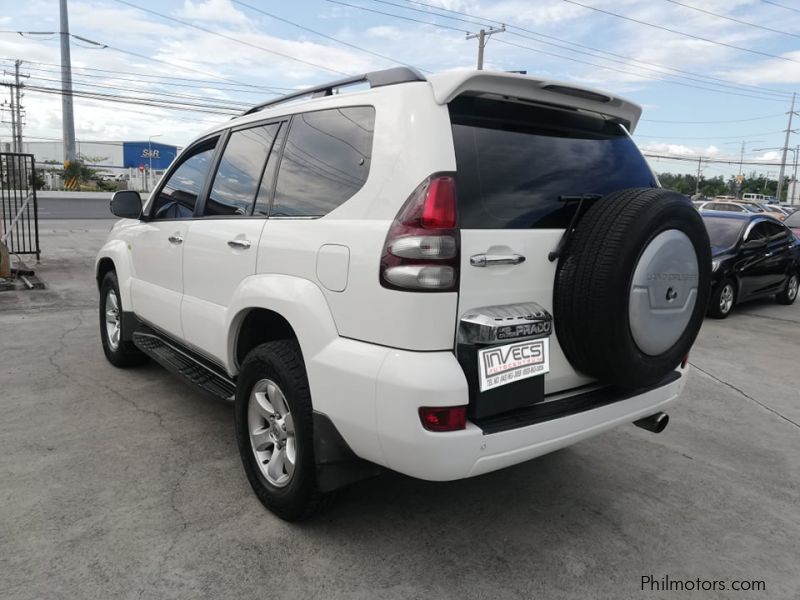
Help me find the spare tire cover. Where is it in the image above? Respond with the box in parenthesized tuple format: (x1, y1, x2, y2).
(553, 188, 710, 388)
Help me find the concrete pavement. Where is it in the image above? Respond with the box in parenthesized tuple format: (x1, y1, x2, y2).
(1, 221, 798, 599)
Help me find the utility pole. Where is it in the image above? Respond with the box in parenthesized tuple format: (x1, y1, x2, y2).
(466, 25, 506, 70)
(60, 0, 77, 167)
(695, 156, 705, 195)
(13, 60, 25, 152)
(776, 92, 796, 203)
(8, 86, 17, 152)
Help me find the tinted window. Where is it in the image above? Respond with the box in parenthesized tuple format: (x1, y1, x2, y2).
(747, 222, 771, 241)
(703, 216, 745, 250)
(449, 96, 657, 229)
(253, 123, 288, 216)
(152, 142, 216, 219)
(271, 107, 375, 217)
(205, 123, 280, 216)
(764, 221, 789, 242)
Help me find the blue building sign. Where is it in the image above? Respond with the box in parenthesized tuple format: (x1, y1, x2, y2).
(122, 141, 178, 170)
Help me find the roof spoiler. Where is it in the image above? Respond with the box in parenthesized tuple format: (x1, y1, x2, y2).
(427, 71, 643, 132)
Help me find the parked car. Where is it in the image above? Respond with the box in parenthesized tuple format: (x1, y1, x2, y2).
(698, 200, 784, 221)
(96, 68, 711, 519)
(698, 200, 758, 213)
(703, 212, 799, 318)
(785, 210, 800, 238)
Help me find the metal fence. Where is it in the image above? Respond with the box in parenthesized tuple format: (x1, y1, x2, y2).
(0, 153, 40, 260)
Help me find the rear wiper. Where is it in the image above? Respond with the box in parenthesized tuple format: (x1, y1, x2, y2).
(548, 194, 604, 262)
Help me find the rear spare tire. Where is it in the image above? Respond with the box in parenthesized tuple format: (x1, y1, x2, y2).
(553, 188, 710, 388)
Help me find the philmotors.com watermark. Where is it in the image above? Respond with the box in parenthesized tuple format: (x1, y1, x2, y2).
(641, 575, 766, 592)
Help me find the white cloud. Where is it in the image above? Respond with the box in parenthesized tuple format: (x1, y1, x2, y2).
(177, 0, 248, 25)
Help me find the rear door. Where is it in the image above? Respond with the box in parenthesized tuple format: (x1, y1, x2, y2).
(449, 96, 658, 394)
(181, 121, 285, 362)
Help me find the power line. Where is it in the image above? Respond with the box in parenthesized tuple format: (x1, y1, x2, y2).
(560, 0, 800, 64)
(24, 84, 241, 115)
(494, 37, 789, 103)
(350, 0, 792, 101)
(0, 59, 288, 95)
(664, 0, 800, 39)
(327, 0, 469, 33)
(643, 152, 793, 166)
(641, 113, 785, 124)
(760, 0, 800, 15)
(0, 30, 283, 92)
(22, 74, 255, 108)
(0, 57, 292, 92)
(633, 130, 785, 140)
(396, 0, 794, 98)
(231, 0, 429, 72)
(111, 0, 352, 76)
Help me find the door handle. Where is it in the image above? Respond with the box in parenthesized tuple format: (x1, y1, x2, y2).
(470, 253, 526, 267)
(168, 233, 183, 245)
(227, 239, 252, 250)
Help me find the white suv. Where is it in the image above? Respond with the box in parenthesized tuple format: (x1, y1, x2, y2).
(96, 68, 711, 520)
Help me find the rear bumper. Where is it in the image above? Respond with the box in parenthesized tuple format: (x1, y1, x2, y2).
(309, 338, 687, 482)
(373, 347, 687, 481)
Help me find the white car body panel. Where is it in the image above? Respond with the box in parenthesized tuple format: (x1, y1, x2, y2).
(181, 218, 267, 358)
(128, 220, 187, 339)
(457, 229, 594, 393)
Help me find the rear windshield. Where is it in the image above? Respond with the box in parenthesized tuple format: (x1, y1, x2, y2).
(703, 216, 745, 250)
(449, 96, 657, 229)
(785, 211, 800, 227)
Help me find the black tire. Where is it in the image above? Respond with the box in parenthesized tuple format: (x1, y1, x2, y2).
(99, 271, 146, 367)
(708, 279, 736, 319)
(776, 271, 799, 305)
(554, 188, 711, 388)
(234, 340, 326, 521)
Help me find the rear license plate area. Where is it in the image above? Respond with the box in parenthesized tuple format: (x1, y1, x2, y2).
(457, 338, 548, 420)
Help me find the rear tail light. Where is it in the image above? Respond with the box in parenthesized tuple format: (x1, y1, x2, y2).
(419, 406, 467, 432)
(380, 174, 459, 292)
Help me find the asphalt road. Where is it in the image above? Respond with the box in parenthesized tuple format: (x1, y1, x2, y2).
(36, 193, 115, 219)
(1, 221, 798, 599)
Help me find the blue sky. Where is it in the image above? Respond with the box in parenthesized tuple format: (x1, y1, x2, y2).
(0, 0, 798, 179)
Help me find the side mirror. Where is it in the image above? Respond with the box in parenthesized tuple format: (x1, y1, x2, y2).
(742, 238, 767, 251)
(110, 190, 142, 219)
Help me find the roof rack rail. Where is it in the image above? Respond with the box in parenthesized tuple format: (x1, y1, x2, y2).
(240, 67, 426, 116)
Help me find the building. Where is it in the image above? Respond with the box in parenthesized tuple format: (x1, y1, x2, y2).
(20, 139, 180, 191)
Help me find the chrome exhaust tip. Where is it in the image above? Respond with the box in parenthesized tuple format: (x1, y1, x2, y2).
(633, 412, 669, 434)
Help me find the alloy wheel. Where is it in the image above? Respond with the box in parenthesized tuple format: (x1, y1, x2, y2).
(105, 289, 121, 351)
(720, 284, 734, 315)
(247, 378, 296, 487)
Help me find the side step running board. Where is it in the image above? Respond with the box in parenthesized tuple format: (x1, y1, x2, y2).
(133, 327, 236, 403)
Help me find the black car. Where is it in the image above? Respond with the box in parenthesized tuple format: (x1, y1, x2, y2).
(703, 211, 799, 318)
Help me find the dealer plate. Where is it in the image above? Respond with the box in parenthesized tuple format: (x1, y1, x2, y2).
(477, 338, 550, 392)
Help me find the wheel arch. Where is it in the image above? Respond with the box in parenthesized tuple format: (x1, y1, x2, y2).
(225, 274, 340, 377)
(95, 240, 134, 309)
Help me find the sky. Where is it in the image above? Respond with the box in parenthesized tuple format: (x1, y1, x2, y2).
(0, 0, 798, 179)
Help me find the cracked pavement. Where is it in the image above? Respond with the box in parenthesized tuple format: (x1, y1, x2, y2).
(1, 220, 798, 599)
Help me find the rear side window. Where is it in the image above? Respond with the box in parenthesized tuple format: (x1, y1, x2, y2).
(271, 107, 375, 217)
(205, 123, 280, 216)
(449, 96, 657, 229)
